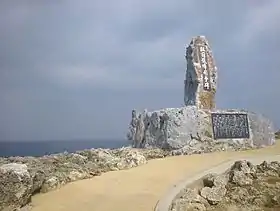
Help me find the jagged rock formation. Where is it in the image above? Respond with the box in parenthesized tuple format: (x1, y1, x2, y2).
(0, 148, 149, 211)
(0, 163, 32, 211)
(184, 36, 217, 109)
(2, 145, 274, 211)
(127, 106, 275, 150)
(170, 160, 280, 211)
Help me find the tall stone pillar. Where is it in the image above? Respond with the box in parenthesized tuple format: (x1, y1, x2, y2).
(184, 36, 218, 110)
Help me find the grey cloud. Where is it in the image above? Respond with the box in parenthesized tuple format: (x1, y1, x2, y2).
(0, 0, 279, 140)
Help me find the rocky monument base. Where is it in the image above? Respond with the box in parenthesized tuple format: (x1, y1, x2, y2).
(127, 106, 275, 151)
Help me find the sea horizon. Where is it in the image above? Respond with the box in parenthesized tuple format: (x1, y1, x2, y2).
(0, 139, 129, 157)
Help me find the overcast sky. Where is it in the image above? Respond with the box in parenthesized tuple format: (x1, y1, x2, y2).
(0, 0, 279, 141)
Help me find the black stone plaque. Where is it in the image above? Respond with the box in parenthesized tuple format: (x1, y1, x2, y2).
(211, 113, 250, 139)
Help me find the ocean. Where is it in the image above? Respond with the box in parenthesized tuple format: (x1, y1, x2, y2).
(0, 139, 129, 157)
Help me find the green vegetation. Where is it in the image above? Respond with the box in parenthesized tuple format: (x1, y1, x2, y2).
(275, 130, 280, 139)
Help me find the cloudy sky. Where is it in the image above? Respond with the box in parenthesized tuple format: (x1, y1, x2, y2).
(0, 0, 279, 141)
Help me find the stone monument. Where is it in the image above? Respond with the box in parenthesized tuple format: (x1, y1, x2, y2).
(184, 36, 217, 109)
(127, 36, 276, 151)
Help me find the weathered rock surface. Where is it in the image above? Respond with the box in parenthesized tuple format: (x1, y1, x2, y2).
(0, 147, 156, 211)
(170, 160, 280, 211)
(184, 35, 218, 110)
(0, 163, 32, 211)
(127, 106, 275, 150)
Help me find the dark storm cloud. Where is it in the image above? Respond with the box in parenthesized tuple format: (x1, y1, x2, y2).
(0, 0, 279, 140)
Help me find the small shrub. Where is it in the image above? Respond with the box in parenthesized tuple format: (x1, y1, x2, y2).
(275, 130, 280, 139)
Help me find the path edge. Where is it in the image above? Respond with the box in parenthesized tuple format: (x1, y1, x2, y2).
(154, 154, 280, 211)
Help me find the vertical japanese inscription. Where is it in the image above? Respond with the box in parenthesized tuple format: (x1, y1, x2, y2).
(198, 45, 211, 91)
(211, 113, 250, 139)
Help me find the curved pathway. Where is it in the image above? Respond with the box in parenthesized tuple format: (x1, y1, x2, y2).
(31, 141, 280, 211)
(155, 154, 280, 211)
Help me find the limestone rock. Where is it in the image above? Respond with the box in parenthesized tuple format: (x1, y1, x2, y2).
(184, 36, 218, 109)
(138, 148, 170, 160)
(230, 170, 253, 186)
(200, 186, 227, 205)
(203, 173, 228, 188)
(227, 187, 250, 205)
(182, 202, 206, 211)
(256, 161, 280, 178)
(127, 109, 138, 146)
(180, 188, 208, 204)
(134, 113, 145, 148)
(40, 176, 60, 193)
(171, 160, 280, 211)
(230, 160, 256, 175)
(0, 147, 153, 210)
(115, 149, 147, 170)
(170, 189, 208, 211)
(127, 106, 275, 150)
(67, 170, 88, 182)
(202, 173, 217, 187)
(229, 160, 256, 186)
(0, 163, 32, 211)
(213, 174, 229, 187)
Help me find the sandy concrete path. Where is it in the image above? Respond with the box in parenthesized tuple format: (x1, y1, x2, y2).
(31, 141, 280, 211)
(155, 154, 280, 211)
